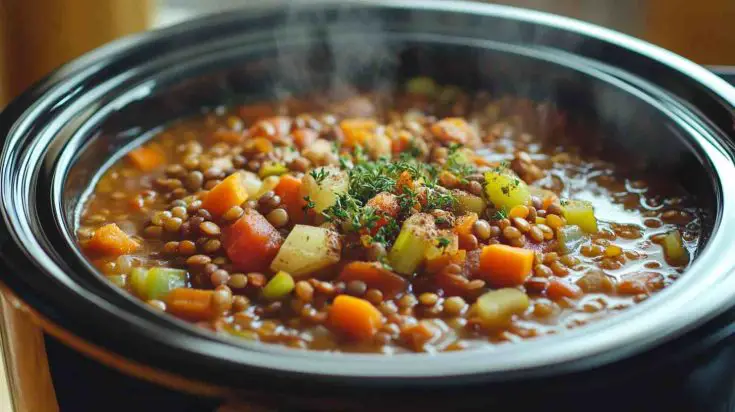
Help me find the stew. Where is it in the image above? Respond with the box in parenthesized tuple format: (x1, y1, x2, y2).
(77, 78, 700, 353)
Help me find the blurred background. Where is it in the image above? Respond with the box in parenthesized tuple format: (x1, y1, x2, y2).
(1, 0, 734, 105)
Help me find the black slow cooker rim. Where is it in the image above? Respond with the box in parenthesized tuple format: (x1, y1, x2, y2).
(2, 0, 735, 390)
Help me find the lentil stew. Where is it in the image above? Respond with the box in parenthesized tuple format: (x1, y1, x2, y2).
(77, 78, 701, 353)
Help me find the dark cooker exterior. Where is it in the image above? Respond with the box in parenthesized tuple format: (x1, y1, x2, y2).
(1, 1, 735, 411)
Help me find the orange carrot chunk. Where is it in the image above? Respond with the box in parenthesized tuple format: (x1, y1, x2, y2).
(274, 174, 307, 224)
(85, 223, 139, 256)
(478, 244, 534, 287)
(127, 144, 165, 172)
(338, 261, 407, 298)
(546, 278, 583, 301)
(222, 209, 283, 273)
(292, 128, 318, 150)
(329, 295, 383, 341)
(166, 288, 214, 321)
(201, 172, 249, 218)
(339, 118, 377, 148)
(454, 213, 478, 238)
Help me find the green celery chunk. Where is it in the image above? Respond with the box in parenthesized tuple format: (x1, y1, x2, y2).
(561, 199, 598, 233)
(262, 271, 295, 300)
(130, 267, 187, 301)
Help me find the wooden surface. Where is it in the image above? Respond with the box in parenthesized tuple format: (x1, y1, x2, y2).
(0, 0, 151, 105)
(0, 293, 58, 412)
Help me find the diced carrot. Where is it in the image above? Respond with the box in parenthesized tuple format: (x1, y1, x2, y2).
(200, 172, 249, 218)
(470, 154, 495, 167)
(430, 118, 473, 144)
(366, 192, 400, 217)
(127, 144, 165, 172)
(339, 118, 377, 148)
(165, 288, 214, 321)
(274, 174, 307, 224)
(329, 295, 383, 341)
(365, 192, 400, 234)
(222, 209, 284, 272)
(478, 244, 534, 287)
(243, 137, 274, 154)
(211, 129, 245, 144)
(546, 278, 583, 301)
(454, 213, 478, 238)
(617, 271, 664, 295)
(395, 171, 415, 194)
(338, 261, 407, 298)
(85, 223, 139, 256)
(292, 128, 319, 150)
(542, 195, 560, 211)
(391, 131, 413, 154)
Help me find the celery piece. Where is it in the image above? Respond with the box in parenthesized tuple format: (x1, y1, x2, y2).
(484, 169, 530, 210)
(472, 288, 529, 329)
(388, 214, 435, 275)
(130, 267, 187, 301)
(557, 225, 585, 254)
(562, 199, 598, 233)
(262, 271, 295, 300)
(258, 162, 289, 179)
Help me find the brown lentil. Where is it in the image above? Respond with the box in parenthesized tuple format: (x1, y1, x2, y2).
(503, 226, 522, 240)
(179, 240, 197, 255)
(346, 280, 368, 297)
(222, 206, 245, 222)
(199, 221, 221, 236)
(472, 219, 492, 241)
(227, 273, 249, 289)
(266, 208, 289, 228)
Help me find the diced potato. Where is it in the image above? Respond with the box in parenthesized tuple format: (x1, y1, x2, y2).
(453, 190, 487, 215)
(262, 271, 295, 299)
(130, 267, 187, 301)
(301, 166, 349, 214)
(388, 213, 436, 275)
(661, 230, 689, 266)
(302, 139, 335, 166)
(557, 225, 585, 254)
(562, 199, 598, 233)
(484, 168, 530, 210)
(270, 225, 341, 277)
(471, 288, 529, 329)
(241, 171, 263, 198)
(364, 130, 392, 159)
(424, 232, 459, 262)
